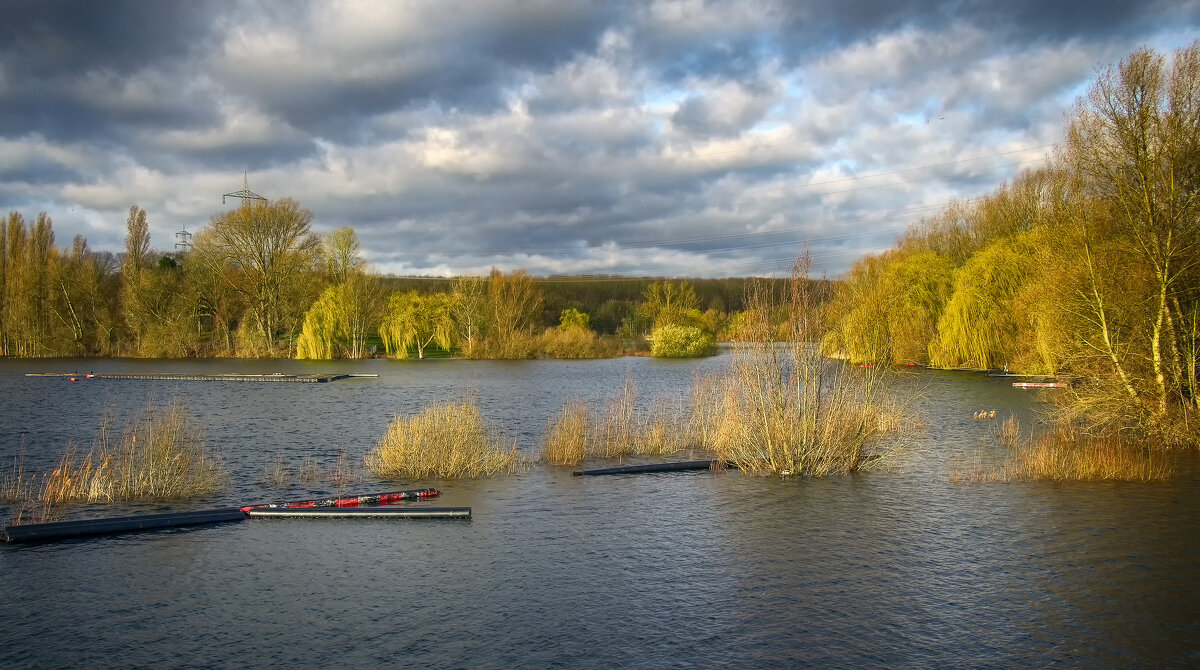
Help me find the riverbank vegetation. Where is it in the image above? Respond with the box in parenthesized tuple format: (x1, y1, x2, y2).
(366, 401, 525, 478)
(2, 398, 228, 524)
(824, 44, 1200, 462)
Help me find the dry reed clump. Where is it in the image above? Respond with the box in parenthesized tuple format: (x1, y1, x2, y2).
(542, 376, 693, 466)
(3, 398, 228, 525)
(1006, 422, 1173, 482)
(543, 398, 589, 465)
(366, 401, 524, 478)
(952, 417, 1175, 483)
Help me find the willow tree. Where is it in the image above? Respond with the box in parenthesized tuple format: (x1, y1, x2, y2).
(193, 198, 320, 356)
(379, 290, 456, 359)
(1064, 42, 1200, 419)
(930, 234, 1035, 370)
(296, 273, 384, 359)
(823, 255, 890, 364)
(880, 251, 955, 364)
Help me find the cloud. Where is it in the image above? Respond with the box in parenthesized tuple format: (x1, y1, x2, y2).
(1, 1, 1198, 279)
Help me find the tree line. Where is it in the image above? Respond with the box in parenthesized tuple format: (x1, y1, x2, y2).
(1, 197, 781, 359)
(823, 44, 1200, 443)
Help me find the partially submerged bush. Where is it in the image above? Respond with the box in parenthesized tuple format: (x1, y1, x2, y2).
(366, 401, 523, 478)
(539, 327, 619, 359)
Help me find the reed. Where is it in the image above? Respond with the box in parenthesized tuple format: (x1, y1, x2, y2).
(366, 401, 524, 478)
(952, 418, 1175, 482)
(3, 398, 228, 524)
(1004, 428, 1174, 482)
(543, 379, 695, 465)
(543, 398, 590, 465)
(594, 374, 639, 459)
(261, 448, 366, 491)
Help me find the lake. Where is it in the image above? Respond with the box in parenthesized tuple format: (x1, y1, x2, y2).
(1, 354, 1197, 668)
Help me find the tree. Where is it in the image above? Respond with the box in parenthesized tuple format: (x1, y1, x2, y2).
(296, 273, 384, 359)
(880, 251, 955, 364)
(929, 235, 1035, 370)
(638, 281, 701, 330)
(379, 290, 456, 359)
(558, 308, 590, 331)
(450, 276, 486, 357)
(192, 198, 321, 356)
(1064, 42, 1200, 418)
(322, 226, 364, 285)
(121, 205, 151, 350)
(481, 268, 542, 358)
(823, 255, 890, 364)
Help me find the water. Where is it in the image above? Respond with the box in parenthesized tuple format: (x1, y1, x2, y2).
(1, 355, 1197, 668)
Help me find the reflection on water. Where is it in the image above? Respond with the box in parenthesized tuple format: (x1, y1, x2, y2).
(1, 357, 1198, 668)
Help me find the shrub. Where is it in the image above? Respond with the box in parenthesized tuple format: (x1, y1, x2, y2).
(539, 326, 617, 359)
(650, 324, 716, 358)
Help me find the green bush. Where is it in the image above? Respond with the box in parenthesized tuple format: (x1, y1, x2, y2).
(650, 324, 716, 358)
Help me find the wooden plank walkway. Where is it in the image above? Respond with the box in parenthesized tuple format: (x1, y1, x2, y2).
(26, 372, 378, 383)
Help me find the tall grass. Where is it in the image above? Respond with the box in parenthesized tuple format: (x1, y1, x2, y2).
(955, 418, 1175, 482)
(366, 401, 524, 478)
(544, 399, 590, 465)
(542, 375, 692, 465)
(3, 398, 228, 524)
(261, 448, 365, 490)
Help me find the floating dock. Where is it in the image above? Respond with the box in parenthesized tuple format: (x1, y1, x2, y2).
(26, 372, 378, 383)
(2, 508, 249, 543)
(1012, 381, 1068, 389)
(246, 506, 471, 519)
(572, 460, 727, 476)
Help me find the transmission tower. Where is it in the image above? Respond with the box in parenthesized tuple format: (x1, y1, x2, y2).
(175, 224, 193, 252)
(222, 172, 268, 207)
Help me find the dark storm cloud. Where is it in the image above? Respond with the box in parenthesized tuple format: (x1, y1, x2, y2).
(779, 0, 1196, 52)
(0, 1, 223, 141)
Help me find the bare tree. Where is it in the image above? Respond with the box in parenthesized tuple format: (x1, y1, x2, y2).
(193, 198, 320, 356)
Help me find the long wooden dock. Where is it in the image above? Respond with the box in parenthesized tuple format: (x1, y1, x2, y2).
(26, 372, 378, 383)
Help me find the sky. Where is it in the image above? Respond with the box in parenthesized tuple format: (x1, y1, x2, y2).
(2, 1, 1198, 279)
